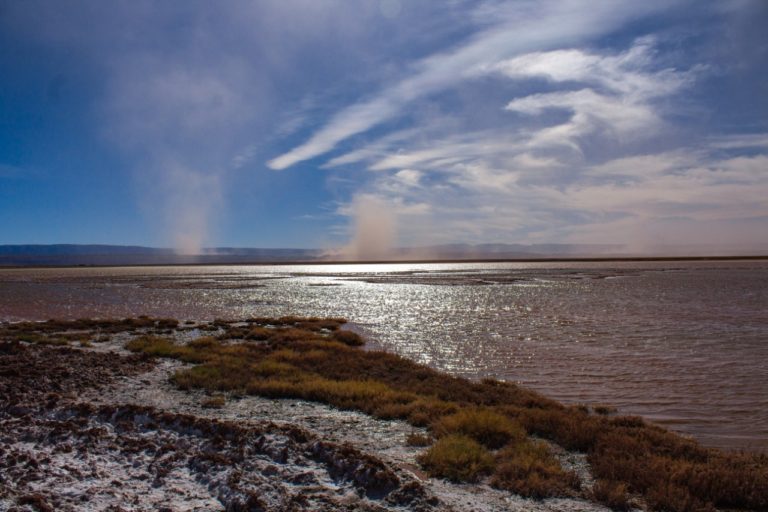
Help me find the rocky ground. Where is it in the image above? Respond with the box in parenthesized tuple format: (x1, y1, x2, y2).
(0, 330, 610, 512)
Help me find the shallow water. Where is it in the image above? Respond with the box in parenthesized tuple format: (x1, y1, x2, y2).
(1, 260, 766, 451)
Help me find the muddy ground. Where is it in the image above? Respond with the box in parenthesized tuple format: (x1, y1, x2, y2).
(0, 331, 608, 512)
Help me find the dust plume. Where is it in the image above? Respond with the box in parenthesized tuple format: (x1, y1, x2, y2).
(161, 163, 222, 255)
(341, 195, 397, 261)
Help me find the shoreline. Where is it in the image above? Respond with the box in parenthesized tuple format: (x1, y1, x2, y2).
(2, 317, 766, 511)
(1, 254, 767, 270)
(1, 263, 765, 455)
(1, 320, 604, 512)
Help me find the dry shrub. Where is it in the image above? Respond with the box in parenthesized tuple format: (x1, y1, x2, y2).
(126, 335, 207, 363)
(58, 332, 91, 342)
(593, 404, 618, 415)
(331, 329, 364, 346)
(688, 452, 768, 510)
(417, 435, 494, 482)
(155, 318, 179, 329)
(301, 378, 397, 403)
(434, 408, 525, 449)
(245, 327, 273, 341)
(592, 480, 632, 511)
(515, 407, 601, 452)
(271, 348, 327, 364)
(267, 328, 325, 344)
(491, 440, 579, 498)
(12, 332, 68, 345)
(370, 401, 414, 420)
(295, 378, 416, 412)
(406, 433, 432, 447)
(113, 315, 768, 512)
(201, 395, 226, 409)
(187, 336, 220, 349)
(250, 360, 297, 378)
(586, 423, 768, 512)
(293, 317, 347, 331)
(644, 481, 715, 512)
(0, 317, 186, 339)
(370, 398, 457, 425)
(406, 399, 458, 427)
(172, 365, 223, 390)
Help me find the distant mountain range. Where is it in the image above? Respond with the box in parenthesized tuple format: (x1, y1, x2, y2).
(0, 243, 763, 266)
(0, 245, 322, 266)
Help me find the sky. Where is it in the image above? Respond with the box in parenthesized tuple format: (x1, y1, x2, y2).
(0, 0, 766, 255)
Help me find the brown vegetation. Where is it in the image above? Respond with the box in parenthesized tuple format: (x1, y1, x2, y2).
(406, 433, 433, 447)
(592, 404, 618, 415)
(201, 395, 226, 409)
(0, 339, 433, 512)
(492, 440, 580, 499)
(4, 316, 767, 511)
(433, 408, 525, 449)
(592, 480, 633, 511)
(417, 435, 494, 482)
(0, 316, 182, 347)
(121, 318, 768, 509)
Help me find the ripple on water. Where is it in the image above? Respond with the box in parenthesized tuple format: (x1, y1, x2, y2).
(1, 260, 767, 451)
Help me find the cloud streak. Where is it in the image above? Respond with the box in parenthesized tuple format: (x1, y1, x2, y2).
(267, 0, 677, 170)
(321, 29, 767, 251)
(2, 0, 765, 253)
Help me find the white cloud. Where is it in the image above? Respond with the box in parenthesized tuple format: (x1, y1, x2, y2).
(358, 130, 527, 172)
(502, 40, 699, 151)
(508, 88, 660, 143)
(231, 144, 259, 170)
(394, 169, 422, 187)
(706, 133, 768, 150)
(492, 37, 691, 97)
(321, 37, 767, 249)
(267, 0, 677, 169)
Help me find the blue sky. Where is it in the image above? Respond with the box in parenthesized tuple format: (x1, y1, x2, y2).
(1, 0, 766, 254)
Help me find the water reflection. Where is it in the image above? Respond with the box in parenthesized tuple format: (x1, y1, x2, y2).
(1, 260, 767, 451)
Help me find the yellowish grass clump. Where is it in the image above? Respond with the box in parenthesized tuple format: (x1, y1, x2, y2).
(125, 335, 210, 363)
(417, 435, 494, 482)
(492, 440, 580, 499)
(434, 408, 526, 449)
(116, 316, 768, 511)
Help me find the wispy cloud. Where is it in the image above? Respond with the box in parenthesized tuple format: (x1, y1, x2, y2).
(267, 0, 677, 170)
(706, 133, 768, 150)
(322, 28, 767, 250)
(3, 0, 765, 252)
(500, 39, 700, 156)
